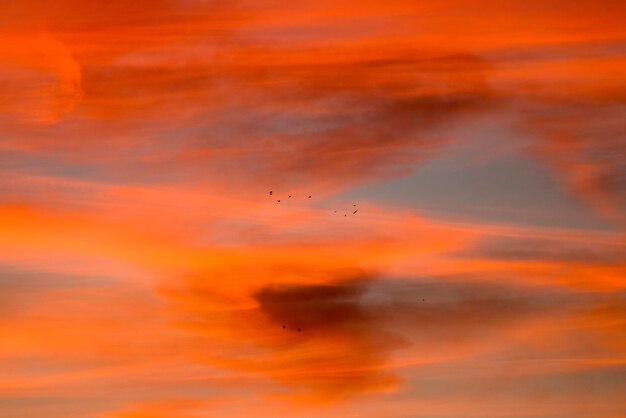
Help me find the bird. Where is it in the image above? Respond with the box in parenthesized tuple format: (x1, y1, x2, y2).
(277, 200, 281, 203)
(288, 195, 292, 198)
(308, 195, 311, 198)
(334, 210, 337, 213)
(353, 210, 358, 215)
(298, 328, 301, 332)
(344, 214, 347, 217)
(270, 191, 273, 195)
(283, 324, 286, 329)
(353, 204, 356, 207)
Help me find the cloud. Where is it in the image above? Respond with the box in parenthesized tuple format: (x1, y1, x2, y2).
(0, 32, 82, 123)
(484, 36, 626, 227)
(150, 49, 492, 191)
(455, 235, 626, 264)
(170, 272, 603, 401)
(524, 102, 626, 225)
(1, 2, 625, 417)
(2, 29, 494, 194)
(99, 398, 211, 418)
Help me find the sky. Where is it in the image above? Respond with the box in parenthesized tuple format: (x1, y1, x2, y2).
(1, 1, 625, 417)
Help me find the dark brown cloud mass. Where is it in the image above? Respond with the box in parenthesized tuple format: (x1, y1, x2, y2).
(167, 273, 612, 401)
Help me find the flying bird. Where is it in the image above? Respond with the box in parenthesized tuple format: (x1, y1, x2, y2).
(288, 195, 292, 198)
(353, 210, 358, 214)
(269, 191, 273, 195)
(283, 325, 286, 329)
(277, 200, 281, 203)
(308, 195, 311, 198)
(298, 328, 301, 332)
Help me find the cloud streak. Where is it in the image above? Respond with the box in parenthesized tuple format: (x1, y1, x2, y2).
(1, 1, 625, 417)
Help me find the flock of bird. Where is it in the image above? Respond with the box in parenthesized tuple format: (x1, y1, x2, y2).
(283, 324, 300, 332)
(269, 191, 424, 334)
(268, 191, 427, 334)
(269, 190, 358, 217)
(270, 189, 360, 334)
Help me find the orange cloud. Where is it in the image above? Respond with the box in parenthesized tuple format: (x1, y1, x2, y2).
(99, 398, 211, 418)
(2, 1, 625, 417)
(0, 32, 81, 123)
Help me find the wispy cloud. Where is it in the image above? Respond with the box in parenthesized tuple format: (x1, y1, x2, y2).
(1, 1, 625, 417)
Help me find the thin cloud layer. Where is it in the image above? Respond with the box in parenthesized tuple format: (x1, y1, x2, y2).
(525, 102, 626, 224)
(2, 45, 493, 195)
(1, 1, 625, 417)
(163, 272, 626, 404)
(0, 32, 82, 123)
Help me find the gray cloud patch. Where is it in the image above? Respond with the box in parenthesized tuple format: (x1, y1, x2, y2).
(245, 275, 600, 397)
(453, 236, 626, 264)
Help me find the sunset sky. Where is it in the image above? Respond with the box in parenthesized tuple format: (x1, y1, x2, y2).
(1, 1, 625, 417)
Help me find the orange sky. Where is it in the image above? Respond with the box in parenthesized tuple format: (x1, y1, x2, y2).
(1, 1, 625, 417)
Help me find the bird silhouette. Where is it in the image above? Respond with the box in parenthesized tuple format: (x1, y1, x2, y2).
(277, 200, 281, 203)
(283, 324, 286, 329)
(270, 191, 273, 195)
(288, 195, 292, 198)
(298, 328, 301, 332)
(308, 195, 311, 198)
(353, 210, 358, 214)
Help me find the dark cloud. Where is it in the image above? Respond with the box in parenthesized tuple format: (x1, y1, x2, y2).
(255, 279, 373, 334)
(192, 275, 589, 399)
(254, 277, 561, 339)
